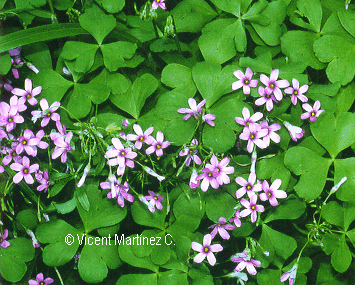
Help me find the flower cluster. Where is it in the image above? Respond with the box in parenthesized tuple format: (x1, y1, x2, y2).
(178, 98, 215, 127)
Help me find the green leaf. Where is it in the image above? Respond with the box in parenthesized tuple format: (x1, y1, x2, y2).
(151, 239, 171, 265)
(205, 192, 236, 222)
(172, 0, 217, 33)
(117, 274, 158, 285)
(158, 270, 188, 285)
(126, 16, 156, 43)
(281, 31, 324, 69)
(167, 215, 201, 238)
(131, 198, 166, 230)
(79, 4, 116, 45)
(239, 51, 272, 74)
(314, 35, 355, 85)
(321, 201, 344, 228)
(49, 176, 73, 197)
(322, 233, 340, 255)
(155, 91, 189, 120)
(0, 23, 89, 53)
(251, 22, 282, 46)
(101, 41, 137, 72)
(311, 112, 355, 158)
(78, 239, 121, 283)
(16, 209, 38, 231)
(50, 198, 77, 214)
(161, 64, 197, 98)
(174, 192, 205, 220)
(23, 42, 52, 71)
(110, 74, 158, 119)
(52, 0, 74, 10)
(95, 0, 125, 13)
(192, 61, 235, 108)
(210, 0, 241, 16)
(36, 219, 81, 266)
(284, 147, 332, 200)
(257, 269, 284, 285)
(338, 10, 355, 38)
(292, 0, 322, 32)
(334, 158, 355, 201)
(202, 121, 236, 153)
(335, 83, 355, 114)
(164, 118, 197, 146)
(344, 201, 355, 231)
(264, 195, 306, 223)
(76, 184, 127, 233)
(67, 85, 93, 119)
(0, 52, 11, 75)
(0, 238, 35, 282)
(331, 235, 352, 273)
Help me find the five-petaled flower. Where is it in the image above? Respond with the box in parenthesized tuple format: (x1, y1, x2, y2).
(255, 86, 277, 111)
(178, 98, 206, 121)
(240, 195, 265, 223)
(206, 155, 234, 185)
(0, 101, 24, 132)
(196, 166, 219, 192)
(146, 131, 169, 157)
(52, 131, 73, 163)
(283, 121, 304, 142)
(231, 250, 261, 275)
(284, 79, 308, 105)
(209, 217, 235, 240)
(11, 78, 42, 106)
(28, 273, 54, 285)
(260, 69, 289, 101)
(31, 98, 60, 127)
(239, 123, 268, 153)
(144, 190, 163, 213)
(280, 264, 298, 285)
(36, 170, 52, 192)
(235, 107, 263, 128)
(235, 172, 262, 199)
(10, 156, 39, 184)
(259, 179, 287, 206)
(191, 234, 223, 266)
(232, 68, 258, 95)
(179, 139, 202, 166)
(101, 175, 134, 207)
(0, 229, 10, 248)
(300, 100, 324, 122)
(229, 210, 242, 227)
(260, 121, 281, 146)
(152, 0, 166, 10)
(126, 124, 154, 149)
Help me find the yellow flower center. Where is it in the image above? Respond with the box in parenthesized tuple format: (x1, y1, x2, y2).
(311, 112, 315, 116)
(207, 172, 213, 177)
(8, 118, 13, 123)
(251, 205, 256, 210)
(246, 185, 252, 190)
(203, 247, 210, 253)
(244, 79, 250, 85)
(250, 134, 255, 139)
(293, 90, 298, 95)
(156, 144, 161, 149)
(26, 94, 31, 99)
(139, 136, 144, 141)
(120, 151, 126, 156)
(22, 140, 27, 145)
(23, 168, 29, 174)
(267, 192, 272, 197)
(269, 83, 275, 89)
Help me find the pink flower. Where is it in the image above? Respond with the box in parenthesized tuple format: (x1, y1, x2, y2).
(191, 234, 223, 266)
(229, 210, 242, 227)
(106, 138, 137, 170)
(16, 129, 39, 156)
(232, 68, 258, 95)
(240, 195, 265, 223)
(260, 69, 289, 101)
(126, 124, 154, 149)
(202, 112, 216, 127)
(283, 121, 304, 142)
(51, 131, 73, 163)
(11, 78, 42, 105)
(284, 79, 308, 105)
(0, 229, 10, 248)
(10, 156, 39, 184)
(235, 107, 263, 127)
(259, 179, 287, 206)
(100, 175, 134, 207)
(235, 172, 262, 199)
(152, 0, 166, 10)
(0, 101, 24, 132)
(179, 139, 201, 166)
(232, 250, 261, 275)
(260, 121, 281, 146)
(10, 95, 27, 112)
(31, 98, 60, 127)
(190, 168, 199, 189)
(255, 86, 277, 111)
(2, 142, 21, 165)
(209, 217, 235, 240)
(196, 166, 219, 192)
(239, 123, 268, 153)
(206, 155, 234, 185)
(300, 100, 324, 122)
(28, 273, 54, 285)
(37, 170, 52, 192)
(146, 131, 169, 157)
(178, 98, 206, 121)
(281, 264, 298, 285)
(145, 190, 163, 213)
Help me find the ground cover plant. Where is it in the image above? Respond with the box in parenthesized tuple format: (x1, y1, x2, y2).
(1, 0, 355, 284)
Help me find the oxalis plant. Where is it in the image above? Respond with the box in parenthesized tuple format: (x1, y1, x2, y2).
(1, 0, 355, 284)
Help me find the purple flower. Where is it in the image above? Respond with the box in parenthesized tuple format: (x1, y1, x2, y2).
(37, 170, 52, 192)
(2, 142, 21, 165)
(0, 77, 13, 92)
(11, 78, 42, 106)
(255, 86, 277, 111)
(240, 195, 265, 223)
(31, 98, 60, 127)
(206, 155, 234, 185)
(284, 79, 308, 105)
(0, 229, 10, 248)
(202, 112, 215, 127)
(232, 250, 261, 275)
(152, 0, 166, 10)
(281, 264, 298, 285)
(229, 210, 242, 227)
(51, 131, 73, 163)
(0, 101, 24, 132)
(232, 68, 258, 95)
(235, 172, 262, 199)
(106, 137, 137, 170)
(260, 69, 289, 101)
(10, 156, 39, 184)
(50, 121, 67, 141)
(196, 166, 219, 192)
(100, 175, 134, 207)
(145, 190, 163, 213)
(126, 124, 154, 149)
(209, 217, 235, 240)
(178, 98, 206, 121)
(191, 234, 223, 266)
(122, 119, 130, 128)
(10, 95, 27, 112)
(235, 107, 263, 127)
(28, 273, 54, 285)
(146, 131, 169, 157)
(8, 47, 23, 79)
(239, 123, 268, 153)
(259, 179, 287, 206)
(260, 120, 281, 146)
(16, 129, 39, 156)
(283, 121, 304, 142)
(179, 139, 201, 166)
(300, 100, 324, 122)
